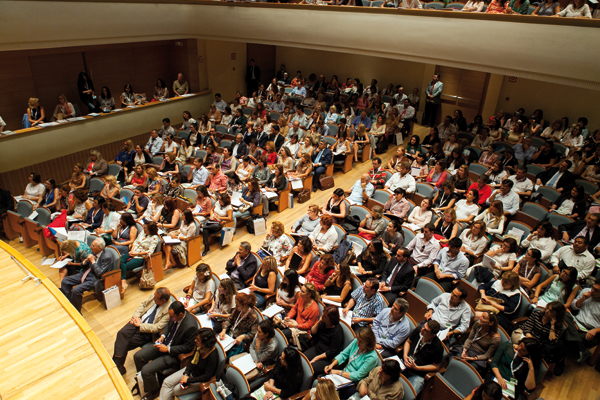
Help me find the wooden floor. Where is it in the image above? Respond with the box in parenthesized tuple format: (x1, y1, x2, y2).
(2, 123, 599, 400)
(0, 245, 125, 400)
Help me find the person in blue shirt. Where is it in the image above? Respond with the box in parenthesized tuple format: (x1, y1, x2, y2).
(352, 110, 372, 130)
(373, 298, 411, 358)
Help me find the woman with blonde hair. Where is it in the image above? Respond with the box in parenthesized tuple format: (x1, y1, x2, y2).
(58, 239, 91, 282)
(139, 193, 164, 223)
(460, 220, 488, 264)
(250, 255, 278, 309)
(101, 175, 121, 200)
(303, 378, 340, 400)
(207, 104, 221, 125)
(433, 208, 459, 245)
(85, 149, 108, 177)
(474, 200, 506, 235)
(146, 167, 163, 196)
(27, 97, 45, 127)
(53, 94, 75, 120)
(292, 204, 321, 235)
(325, 105, 340, 125)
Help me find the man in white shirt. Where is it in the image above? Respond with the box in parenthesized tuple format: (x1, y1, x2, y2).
(423, 287, 472, 341)
(487, 180, 520, 216)
(507, 165, 533, 198)
(347, 174, 375, 205)
(288, 121, 305, 140)
(393, 85, 408, 102)
(158, 118, 176, 140)
(385, 161, 416, 193)
(270, 94, 285, 113)
(289, 108, 308, 129)
(396, 98, 415, 122)
(437, 115, 457, 141)
(550, 237, 595, 280)
(406, 224, 440, 274)
(145, 130, 164, 156)
(213, 93, 227, 113)
(187, 158, 210, 189)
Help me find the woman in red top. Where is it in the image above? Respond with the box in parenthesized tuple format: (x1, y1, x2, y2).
(426, 160, 449, 189)
(486, 0, 509, 13)
(281, 282, 320, 348)
(265, 141, 278, 165)
(256, 102, 267, 119)
(306, 254, 336, 291)
(128, 165, 147, 188)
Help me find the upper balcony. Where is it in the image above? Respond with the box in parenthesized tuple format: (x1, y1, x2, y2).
(1, 0, 599, 89)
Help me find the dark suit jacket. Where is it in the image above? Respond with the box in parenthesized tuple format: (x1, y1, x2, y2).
(82, 249, 114, 293)
(536, 168, 575, 192)
(226, 253, 258, 284)
(230, 141, 248, 159)
(268, 133, 285, 152)
(0, 188, 13, 215)
(558, 220, 600, 252)
(311, 148, 333, 166)
(242, 129, 256, 145)
(257, 132, 270, 149)
(380, 259, 415, 294)
(162, 311, 199, 356)
(246, 65, 261, 82)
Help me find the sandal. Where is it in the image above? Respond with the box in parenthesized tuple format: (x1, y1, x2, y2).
(120, 283, 128, 295)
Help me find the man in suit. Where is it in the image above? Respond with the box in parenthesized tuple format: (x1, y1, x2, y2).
(133, 301, 198, 399)
(60, 238, 114, 313)
(379, 248, 415, 304)
(241, 122, 257, 145)
(421, 73, 443, 127)
(246, 59, 261, 97)
(256, 125, 269, 149)
(267, 125, 285, 152)
(226, 241, 258, 289)
(559, 213, 600, 253)
(230, 133, 248, 160)
(311, 139, 333, 192)
(535, 160, 575, 194)
(112, 287, 172, 375)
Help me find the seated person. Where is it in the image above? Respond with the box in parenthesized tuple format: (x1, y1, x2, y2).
(490, 338, 543, 398)
(373, 298, 411, 358)
(302, 378, 340, 400)
(459, 220, 489, 263)
(284, 237, 313, 275)
(219, 292, 259, 357)
(532, 266, 579, 309)
(112, 287, 172, 375)
(383, 188, 410, 219)
(291, 204, 321, 236)
(448, 311, 501, 374)
(406, 224, 440, 275)
(433, 209, 459, 245)
(356, 360, 404, 400)
(520, 302, 566, 374)
(402, 320, 444, 394)
(276, 270, 301, 311)
(477, 271, 522, 331)
(422, 287, 472, 343)
(474, 200, 506, 235)
(249, 256, 278, 309)
(157, 197, 181, 232)
(322, 263, 353, 305)
(304, 306, 344, 376)
(231, 320, 279, 382)
(81, 197, 105, 231)
(278, 283, 320, 348)
(358, 205, 386, 241)
(382, 219, 404, 255)
(309, 214, 338, 254)
(378, 247, 415, 304)
(355, 239, 388, 282)
(342, 277, 387, 331)
(124, 186, 150, 217)
(181, 263, 215, 314)
(407, 198, 433, 229)
(346, 173, 375, 206)
(471, 238, 518, 284)
(252, 347, 303, 400)
(559, 213, 600, 254)
(564, 278, 600, 365)
(549, 236, 595, 280)
(57, 239, 91, 283)
(201, 193, 233, 257)
(158, 327, 219, 400)
(119, 221, 160, 295)
(259, 221, 293, 263)
(225, 241, 257, 289)
(508, 165, 534, 198)
(70, 188, 92, 219)
(324, 327, 379, 399)
(513, 248, 543, 297)
(206, 278, 237, 333)
(384, 161, 416, 193)
(432, 181, 457, 212)
(486, 180, 520, 217)
(422, 237, 469, 292)
(306, 254, 336, 291)
(163, 208, 196, 270)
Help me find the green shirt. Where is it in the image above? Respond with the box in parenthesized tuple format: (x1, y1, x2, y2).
(509, 0, 530, 14)
(334, 338, 379, 382)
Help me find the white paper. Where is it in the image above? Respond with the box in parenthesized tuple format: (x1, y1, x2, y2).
(197, 314, 214, 328)
(68, 230, 86, 242)
(239, 288, 251, 294)
(537, 299, 548, 308)
(410, 167, 421, 177)
(88, 113, 101, 117)
(437, 327, 450, 341)
(322, 298, 342, 307)
(339, 309, 352, 326)
(352, 243, 364, 257)
(350, 265, 360, 275)
(298, 275, 306, 284)
(232, 353, 257, 375)
(39, 122, 59, 127)
(113, 109, 123, 112)
(217, 334, 236, 351)
(231, 192, 243, 207)
(261, 190, 278, 200)
(253, 218, 266, 235)
(291, 179, 304, 190)
(262, 304, 284, 318)
(181, 93, 195, 97)
(28, 210, 38, 220)
(49, 258, 72, 269)
(384, 355, 406, 370)
(66, 117, 86, 121)
(41, 257, 56, 265)
(103, 285, 122, 310)
(324, 374, 352, 388)
(219, 273, 230, 280)
(158, 228, 166, 235)
(181, 183, 193, 188)
(404, 223, 422, 232)
(14, 196, 23, 202)
(56, 119, 69, 123)
(482, 254, 496, 269)
(52, 227, 68, 240)
(193, 204, 203, 214)
(127, 105, 137, 109)
(163, 236, 182, 244)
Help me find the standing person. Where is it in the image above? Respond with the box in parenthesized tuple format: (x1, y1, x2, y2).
(246, 59, 261, 97)
(77, 71, 97, 114)
(422, 73, 443, 127)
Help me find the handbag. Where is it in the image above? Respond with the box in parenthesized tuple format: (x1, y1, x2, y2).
(297, 189, 311, 203)
(319, 175, 335, 190)
(139, 259, 156, 289)
(475, 297, 503, 314)
(237, 202, 251, 213)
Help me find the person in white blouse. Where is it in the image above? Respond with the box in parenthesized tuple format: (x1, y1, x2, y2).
(309, 214, 338, 254)
(474, 200, 506, 235)
(470, 238, 518, 284)
(384, 161, 416, 193)
(401, 0, 422, 8)
(462, 0, 485, 11)
(454, 189, 480, 225)
(549, 237, 595, 280)
(521, 221, 557, 263)
(540, 120, 565, 142)
(459, 221, 489, 262)
(407, 198, 433, 229)
(556, 0, 592, 17)
(485, 160, 508, 189)
(562, 125, 584, 151)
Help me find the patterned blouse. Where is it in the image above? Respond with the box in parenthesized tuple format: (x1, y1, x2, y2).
(130, 233, 159, 259)
(222, 308, 259, 350)
(74, 242, 92, 263)
(262, 234, 293, 263)
(148, 179, 163, 194)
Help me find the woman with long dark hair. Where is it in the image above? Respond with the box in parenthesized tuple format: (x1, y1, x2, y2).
(77, 71, 97, 113)
(356, 240, 388, 282)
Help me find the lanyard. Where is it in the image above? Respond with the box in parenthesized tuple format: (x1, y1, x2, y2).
(510, 351, 525, 378)
(232, 309, 250, 333)
(349, 348, 365, 364)
(354, 294, 377, 315)
(523, 264, 535, 279)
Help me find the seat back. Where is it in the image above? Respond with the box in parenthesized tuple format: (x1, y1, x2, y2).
(105, 246, 121, 272)
(512, 293, 529, 320)
(505, 221, 532, 243)
(406, 313, 417, 332)
(372, 189, 391, 205)
(442, 358, 484, 398)
(221, 139, 232, 149)
(415, 182, 435, 199)
(468, 163, 488, 176)
(547, 213, 574, 230)
(414, 277, 444, 304)
(195, 149, 207, 160)
(225, 365, 250, 398)
(16, 200, 34, 217)
(521, 202, 548, 221)
(274, 328, 289, 353)
(120, 188, 134, 201)
(333, 224, 346, 244)
(402, 227, 416, 245)
(299, 351, 315, 392)
(153, 156, 164, 165)
(108, 163, 122, 177)
(215, 341, 227, 379)
(86, 233, 97, 247)
(89, 177, 105, 193)
(349, 205, 370, 221)
(346, 234, 369, 256)
(425, 1, 444, 8)
(183, 188, 197, 203)
(351, 275, 362, 293)
(401, 375, 417, 400)
(35, 207, 52, 226)
(339, 320, 356, 349)
(575, 179, 599, 196)
(498, 326, 510, 346)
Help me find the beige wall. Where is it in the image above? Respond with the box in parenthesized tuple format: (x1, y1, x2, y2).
(496, 76, 600, 128)
(276, 47, 426, 100)
(204, 40, 247, 102)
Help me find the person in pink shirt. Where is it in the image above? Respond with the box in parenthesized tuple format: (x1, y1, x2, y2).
(207, 163, 227, 194)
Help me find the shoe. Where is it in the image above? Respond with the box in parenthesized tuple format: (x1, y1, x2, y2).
(577, 350, 592, 363)
(117, 364, 126, 375)
(141, 390, 158, 400)
(202, 248, 209, 257)
(131, 382, 140, 396)
(553, 359, 565, 376)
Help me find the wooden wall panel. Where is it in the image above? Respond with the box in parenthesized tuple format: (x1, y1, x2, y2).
(0, 52, 35, 131)
(85, 47, 136, 105)
(0, 131, 153, 197)
(132, 44, 171, 99)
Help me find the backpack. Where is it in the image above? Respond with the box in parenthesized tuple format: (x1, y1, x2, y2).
(341, 215, 361, 235)
(333, 239, 353, 265)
